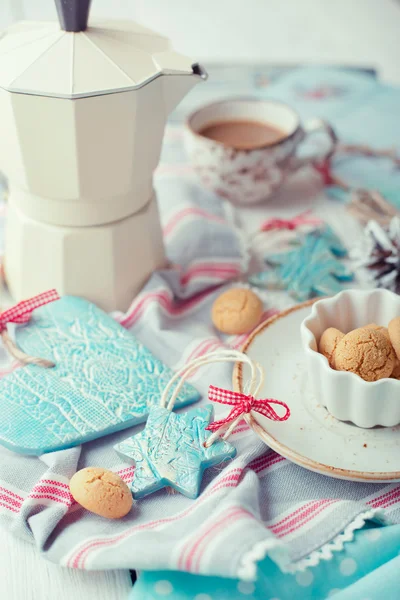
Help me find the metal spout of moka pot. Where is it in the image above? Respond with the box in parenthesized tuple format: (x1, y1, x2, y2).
(192, 63, 208, 81)
(162, 62, 208, 115)
(55, 0, 92, 32)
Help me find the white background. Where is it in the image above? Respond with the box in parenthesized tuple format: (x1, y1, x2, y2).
(0, 0, 400, 599)
(0, 0, 400, 82)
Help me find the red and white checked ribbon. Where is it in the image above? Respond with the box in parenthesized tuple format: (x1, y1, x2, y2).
(206, 385, 290, 433)
(160, 349, 291, 447)
(260, 210, 322, 232)
(0, 290, 60, 333)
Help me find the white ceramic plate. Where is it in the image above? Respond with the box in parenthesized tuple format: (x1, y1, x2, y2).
(233, 301, 400, 482)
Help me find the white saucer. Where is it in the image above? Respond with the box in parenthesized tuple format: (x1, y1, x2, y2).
(233, 301, 400, 483)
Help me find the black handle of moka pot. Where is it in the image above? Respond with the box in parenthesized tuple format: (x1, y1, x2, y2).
(55, 0, 92, 32)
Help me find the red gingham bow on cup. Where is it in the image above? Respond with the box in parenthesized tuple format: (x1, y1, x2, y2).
(206, 384, 290, 432)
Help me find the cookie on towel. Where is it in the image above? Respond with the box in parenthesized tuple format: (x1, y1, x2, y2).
(70, 467, 133, 519)
(212, 288, 263, 335)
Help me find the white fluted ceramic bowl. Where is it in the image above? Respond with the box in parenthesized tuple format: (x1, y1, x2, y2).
(301, 289, 400, 428)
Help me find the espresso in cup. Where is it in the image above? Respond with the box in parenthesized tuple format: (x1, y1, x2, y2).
(199, 119, 287, 150)
(184, 98, 337, 205)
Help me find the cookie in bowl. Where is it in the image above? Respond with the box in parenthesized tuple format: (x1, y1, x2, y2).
(332, 327, 395, 382)
(301, 289, 400, 428)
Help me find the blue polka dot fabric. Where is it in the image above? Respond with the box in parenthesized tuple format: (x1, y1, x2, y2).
(130, 523, 400, 600)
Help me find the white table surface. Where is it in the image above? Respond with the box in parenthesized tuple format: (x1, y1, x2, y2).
(1, 0, 400, 598)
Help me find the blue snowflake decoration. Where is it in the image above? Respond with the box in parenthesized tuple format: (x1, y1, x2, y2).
(115, 404, 236, 499)
(249, 227, 353, 301)
(312, 225, 348, 257)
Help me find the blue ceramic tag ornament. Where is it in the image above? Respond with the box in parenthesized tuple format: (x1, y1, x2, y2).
(0, 297, 200, 455)
(250, 227, 353, 301)
(115, 404, 236, 499)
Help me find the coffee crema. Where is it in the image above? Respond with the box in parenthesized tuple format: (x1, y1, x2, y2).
(199, 119, 287, 150)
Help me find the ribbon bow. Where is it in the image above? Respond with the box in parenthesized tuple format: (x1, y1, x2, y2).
(206, 385, 290, 432)
(260, 211, 322, 233)
(0, 290, 60, 368)
(0, 290, 60, 333)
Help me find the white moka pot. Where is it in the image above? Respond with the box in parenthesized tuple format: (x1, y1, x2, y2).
(0, 0, 207, 311)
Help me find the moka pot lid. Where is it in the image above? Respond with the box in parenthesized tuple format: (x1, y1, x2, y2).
(0, 0, 194, 99)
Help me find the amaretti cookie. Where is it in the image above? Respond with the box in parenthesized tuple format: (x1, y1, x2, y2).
(70, 467, 133, 519)
(318, 327, 344, 368)
(334, 327, 395, 382)
(212, 288, 263, 335)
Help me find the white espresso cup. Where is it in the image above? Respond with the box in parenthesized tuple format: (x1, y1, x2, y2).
(184, 98, 337, 205)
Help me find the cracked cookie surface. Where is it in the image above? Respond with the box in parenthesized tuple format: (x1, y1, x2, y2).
(335, 327, 395, 382)
(212, 288, 263, 334)
(365, 323, 391, 340)
(70, 467, 133, 519)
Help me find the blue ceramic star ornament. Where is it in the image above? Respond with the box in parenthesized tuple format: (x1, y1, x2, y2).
(115, 404, 236, 499)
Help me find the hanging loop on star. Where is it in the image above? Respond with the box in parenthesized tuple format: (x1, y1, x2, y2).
(158, 348, 291, 448)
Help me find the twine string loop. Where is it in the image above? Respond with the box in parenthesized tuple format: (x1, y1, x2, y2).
(160, 349, 290, 447)
(0, 290, 60, 368)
